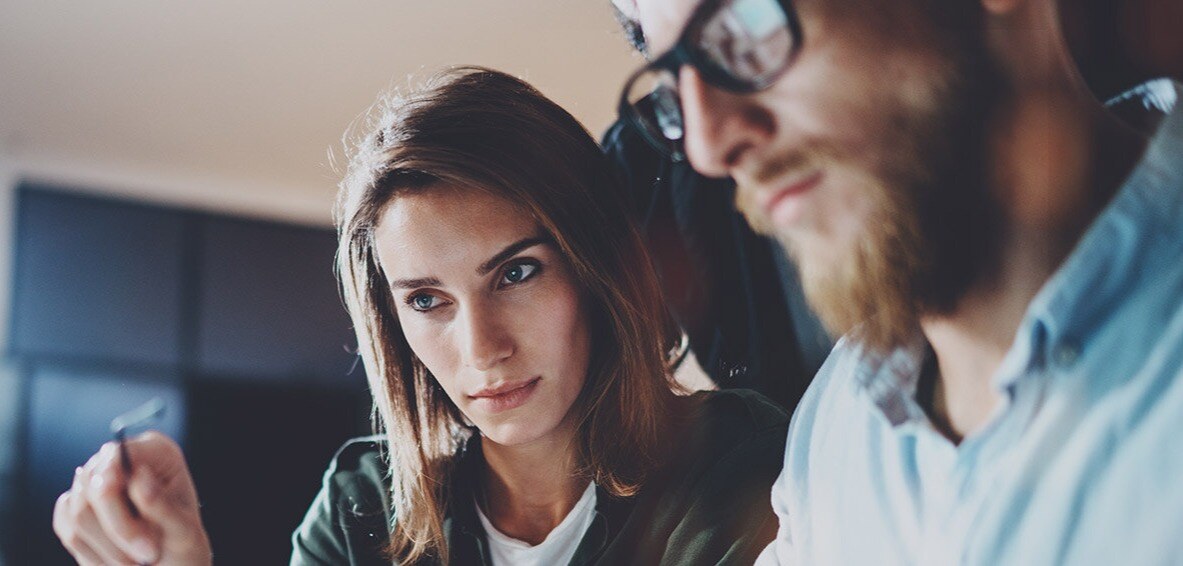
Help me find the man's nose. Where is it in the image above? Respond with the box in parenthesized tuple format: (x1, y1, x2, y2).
(679, 66, 775, 178)
(459, 304, 515, 372)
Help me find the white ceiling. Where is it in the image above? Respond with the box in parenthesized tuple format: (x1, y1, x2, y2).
(0, 0, 642, 225)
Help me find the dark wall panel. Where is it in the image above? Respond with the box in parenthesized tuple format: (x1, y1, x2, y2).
(22, 365, 185, 565)
(186, 379, 369, 565)
(11, 187, 185, 366)
(196, 217, 360, 385)
(6, 186, 371, 563)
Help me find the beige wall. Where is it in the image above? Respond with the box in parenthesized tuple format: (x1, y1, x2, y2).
(0, 156, 15, 566)
(1, 156, 15, 354)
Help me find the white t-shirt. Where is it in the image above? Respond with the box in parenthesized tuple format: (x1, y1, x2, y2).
(475, 482, 597, 566)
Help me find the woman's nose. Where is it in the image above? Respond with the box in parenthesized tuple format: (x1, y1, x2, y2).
(459, 304, 515, 371)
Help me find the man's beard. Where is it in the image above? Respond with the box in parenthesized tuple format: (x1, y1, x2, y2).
(737, 39, 1002, 354)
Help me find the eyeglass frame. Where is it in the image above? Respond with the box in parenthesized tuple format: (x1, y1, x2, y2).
(616, 0, 803, 161)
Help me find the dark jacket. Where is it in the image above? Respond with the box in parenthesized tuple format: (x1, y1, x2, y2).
(290, 389, 788, 565)
(601, 119, 830, 413)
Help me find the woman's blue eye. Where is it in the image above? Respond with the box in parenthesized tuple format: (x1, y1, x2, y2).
(409, 294, 438, 311)
(501, 261, 539, 285)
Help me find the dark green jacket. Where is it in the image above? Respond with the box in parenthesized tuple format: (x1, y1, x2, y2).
(290, 389, 788, 565)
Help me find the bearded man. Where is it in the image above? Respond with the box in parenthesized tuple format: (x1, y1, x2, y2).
(614, 0, 1182, 563)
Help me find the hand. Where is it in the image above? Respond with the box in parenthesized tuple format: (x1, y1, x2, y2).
(52, 431, 212, 565)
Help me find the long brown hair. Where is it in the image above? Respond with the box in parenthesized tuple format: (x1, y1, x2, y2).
(335, 67, 680, 563)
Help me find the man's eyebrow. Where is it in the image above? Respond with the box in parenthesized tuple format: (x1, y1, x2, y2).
(477, 236, 552, 276)
(612, 3, 649, 55)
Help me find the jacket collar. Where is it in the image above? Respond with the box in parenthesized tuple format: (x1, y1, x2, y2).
(440, 434, 637, 565)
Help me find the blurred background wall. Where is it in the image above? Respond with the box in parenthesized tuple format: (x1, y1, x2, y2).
(0, 1, 639, 563)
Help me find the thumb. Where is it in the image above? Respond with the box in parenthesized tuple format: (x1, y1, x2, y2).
(126, 466, 201, 533)
(123, 431, 196, 492)
(123, 432, 211, 562)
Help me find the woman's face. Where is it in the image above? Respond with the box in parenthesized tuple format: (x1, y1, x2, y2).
(373, 185, 592, 448)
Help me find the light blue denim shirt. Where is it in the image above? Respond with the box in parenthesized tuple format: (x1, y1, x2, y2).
(758, 81, 1183, 566)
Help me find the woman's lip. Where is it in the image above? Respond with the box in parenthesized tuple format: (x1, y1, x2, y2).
(468, 377, 541, 413)
(762, 171, 823, 221)
(468, 377, 540, 398)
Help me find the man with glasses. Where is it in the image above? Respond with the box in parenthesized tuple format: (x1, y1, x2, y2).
(603, 0, 1181, 415)
(610, 0, 1183, 563)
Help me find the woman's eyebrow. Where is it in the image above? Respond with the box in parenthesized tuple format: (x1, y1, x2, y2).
(388, 236, 551, 290)
(390, 276, 442, 290)
(476, 236, 551, 276)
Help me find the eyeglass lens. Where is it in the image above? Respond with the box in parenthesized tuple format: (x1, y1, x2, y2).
(699, 0, 791, 84)
(625, 0, 794, 154)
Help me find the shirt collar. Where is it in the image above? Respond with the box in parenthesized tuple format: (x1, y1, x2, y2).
(850, 332, 931, 428)
(996, 80, 1183, 389)
(852, 81, 1183, 422)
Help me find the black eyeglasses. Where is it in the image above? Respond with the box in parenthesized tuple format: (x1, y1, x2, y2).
(618, 0, 801, 161)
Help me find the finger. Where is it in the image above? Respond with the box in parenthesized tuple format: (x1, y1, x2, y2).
(125, 431, 195, 492)
(54, 491, 105, 565)
(73, 494, 139, 565)
(88, 445, 161, 564)
(56, 475, 137, 566)
(124, 433, 201, 532)
(67, 470, 89, 520)
(67, 536, 107, 566)
(127, 467, 199, 537)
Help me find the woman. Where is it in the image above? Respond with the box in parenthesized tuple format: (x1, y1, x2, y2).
(52, 67, 788, 565)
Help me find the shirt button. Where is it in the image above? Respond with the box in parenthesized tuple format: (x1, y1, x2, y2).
(1053, 342, 1079, 367)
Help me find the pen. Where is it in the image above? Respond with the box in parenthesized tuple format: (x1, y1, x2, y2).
(109, 398, 167, 475)
(108, 400, 167, 566)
